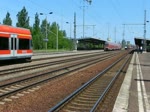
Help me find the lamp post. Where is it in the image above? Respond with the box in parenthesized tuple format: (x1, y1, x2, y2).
(143, 10, 149, 52)
(66, 22, 71, 39)
(66, 22, 72, 50)
(46, 25, 58, 51)
(82, 0, 92, 38)
(56, 24, 58, 51)
(40, 12, 53, 52)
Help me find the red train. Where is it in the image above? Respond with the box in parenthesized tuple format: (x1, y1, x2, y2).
(0, 25, 33, 61)
(104, 41, 121, 51)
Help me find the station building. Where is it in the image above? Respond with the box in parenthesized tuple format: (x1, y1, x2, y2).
(134, 37, 150, 52)
(77, 37, 105, 50)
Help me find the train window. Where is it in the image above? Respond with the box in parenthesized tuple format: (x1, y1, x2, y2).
(19, 38, 30, 50)
(0, 37, 9, 50)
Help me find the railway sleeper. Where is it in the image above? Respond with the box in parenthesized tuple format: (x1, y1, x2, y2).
(78, 94, 100, 98)
(64, 104, 93, 111)
(71, 99, 96, 103)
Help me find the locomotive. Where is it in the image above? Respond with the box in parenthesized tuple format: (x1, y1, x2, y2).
(0, 25, 33, 61)
(104, 41, 121, 51)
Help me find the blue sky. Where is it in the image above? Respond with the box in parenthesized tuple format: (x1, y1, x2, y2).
(0, 0, 150, 44)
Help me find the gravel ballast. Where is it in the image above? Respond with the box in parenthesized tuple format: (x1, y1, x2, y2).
(0, 52, 126, 112)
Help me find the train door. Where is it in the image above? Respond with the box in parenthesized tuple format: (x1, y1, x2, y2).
(10, 34, 18, 57)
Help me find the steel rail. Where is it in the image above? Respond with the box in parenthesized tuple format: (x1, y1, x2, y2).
(48, 52, 131, 112)
(32, 51, 109, 61)
(0, 52, 110, 75)
(90, 54, 131, 112)
(0, 53, 113, 88)
(0, 53, 115, 100)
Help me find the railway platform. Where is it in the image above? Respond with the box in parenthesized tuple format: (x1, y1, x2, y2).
(113, 52, 150, 112)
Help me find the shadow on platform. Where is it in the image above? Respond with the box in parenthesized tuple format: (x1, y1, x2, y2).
(134, 79, 150, 82)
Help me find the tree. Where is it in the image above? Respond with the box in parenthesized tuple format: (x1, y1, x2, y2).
(49, 22, 58, 49)
(1, 6, 73, 51)
(40, 19, 49, 49)
(33, 13, 40, 31)
(3, 12, 12, 25)
(16, 6, 30, 28)
(32, 13, 43, 49)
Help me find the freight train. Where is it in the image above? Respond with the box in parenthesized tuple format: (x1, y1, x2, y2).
(104, 41, 121, 51)
(0, 25, 33, 61)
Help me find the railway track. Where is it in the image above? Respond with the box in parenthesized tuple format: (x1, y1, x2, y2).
(0, 51, 124, 103)
(0, 52, 119, 77)
(0, 51, 105, 66)
(32, 51, 109, 61)
(48, 51, 132, 112)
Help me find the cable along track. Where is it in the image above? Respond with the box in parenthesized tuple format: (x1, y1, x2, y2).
(48, 52, 131, 112)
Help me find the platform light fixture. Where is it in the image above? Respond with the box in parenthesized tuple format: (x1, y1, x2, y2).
(40, 12, 53, 52)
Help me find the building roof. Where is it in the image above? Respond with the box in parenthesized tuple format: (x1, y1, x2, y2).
(77, 37, 105, 44)
(134, 37, 150, 46)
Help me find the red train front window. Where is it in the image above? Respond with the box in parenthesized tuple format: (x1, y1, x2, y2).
(0, 37, 9, 50)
